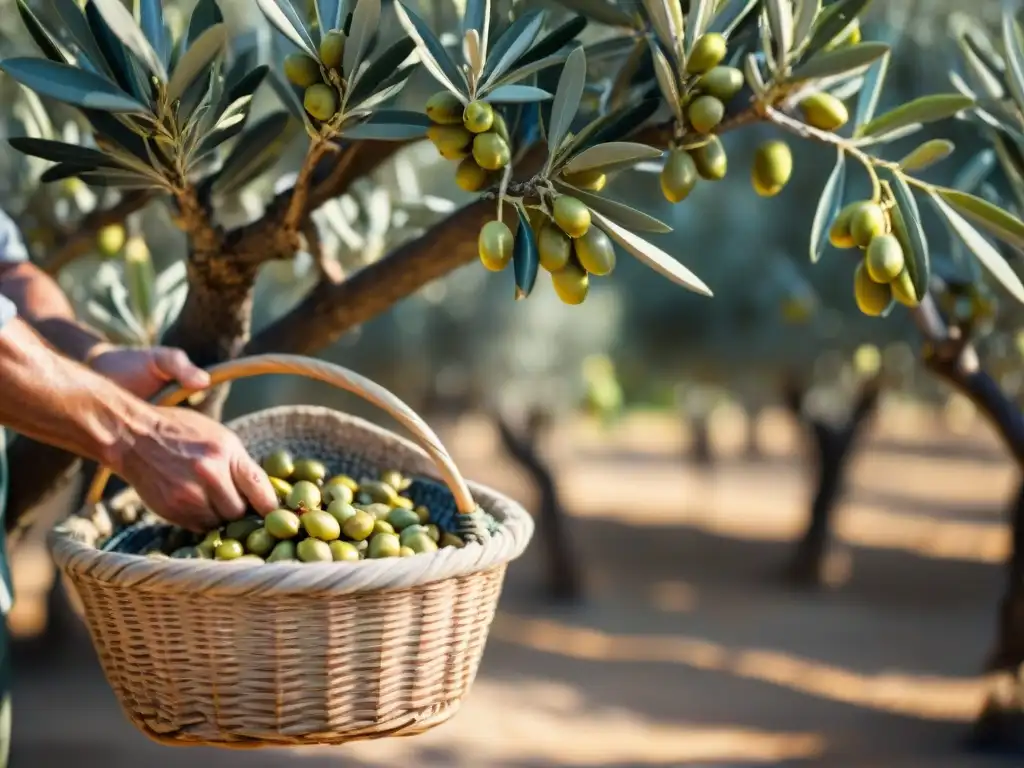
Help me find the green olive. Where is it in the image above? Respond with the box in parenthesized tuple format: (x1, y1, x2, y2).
(427, 124, 473, 159)
(454, 157, 492, 191)
(690, 137, 727, 180)
(687, 95, 725, 134)
(560, 168, 607, 192)
(472, 131, 511, 171)
(284, 53, 322, 88)
(829, 202, 859, 249)
(269, 477, 293, 503)
(400, 524, 428, 546)
(380, 469, 408, 490)
(387, 507, 421, 531)
(425, 91, 465, 125)
(262, 449, 295, 479)
(400, 546, 416, 557)
(439, 532, 466, 549)
(354, 539, 369, 555)
(286, 480, 322, 512)
(322, 481, 354, 505)
(245, 527, 276, 557)
(265, 508, 302, 539)
(890, 268, 920, 307)
(319, 30, 345, 70)
(373, 519, 396, 536)
(292, 459, 327, 485)
(267, 540, 297, 562)
(574, 227, 616, 276)
(393, 496, 414, 510)
(404, 531, 439, 554)
(368, 532, 402, 558)
(362, 502, 392, 520)
(297, 538, 334, 562)
(359, 480, 399, 505)
(696, 66, 744, 101)
(660, 148, 698, 204)
(799, 93, 849, 132)
(329, 540, 361, 562)
(225, 517, 262, 543)
(478, 220, 514, 272)
(327, 500, 358, 527)
(865, 233, 905, 283)
(415, 505, 431, 524)
(849, 202, 886, 248)
(424, 524, 441, 543)
(553, 196, 591, 239)
(686, 33, 727, 74)
(215, 539, 245, 561)
(463, 100, 494, 133)
(342, 510, 375, 541)
(304, 83, 339, 122)
(551, 261, 590, 306)
(538, 222, 572, 272)
(195, 541, 216, 559)
(751, 140, 793, 197)
(853, 261, 892, 317)
(302, 509, 342, 541)
(327, 474, 359, 492)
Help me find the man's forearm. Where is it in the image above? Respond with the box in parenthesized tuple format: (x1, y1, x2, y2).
(0, 317, 150, 473)
(0, 262, 105, 361)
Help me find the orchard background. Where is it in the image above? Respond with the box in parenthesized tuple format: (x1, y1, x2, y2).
(4, 0, 1024, 764)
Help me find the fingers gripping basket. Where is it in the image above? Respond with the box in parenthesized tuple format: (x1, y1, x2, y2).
(47, 355, 534, 748)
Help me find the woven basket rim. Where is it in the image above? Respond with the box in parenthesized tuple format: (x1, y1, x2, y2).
(48, 405, 534, 597)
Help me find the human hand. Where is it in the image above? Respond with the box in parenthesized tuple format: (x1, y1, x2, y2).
(87, 344, 210, 400)
(116, 407, 277, 532)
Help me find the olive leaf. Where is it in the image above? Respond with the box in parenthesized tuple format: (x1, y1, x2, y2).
(167, 23, 226, 104)
(256, 0, 317, 58)
(16, 0, 67, 65)
(52, 0, 114, 77)
(853, 48, 889, 128)
(889, 174, 930, 302)
(899, 139, 955, 172)
(266, 70, 309, 127)
(186, 0, 223, 49)
(480, 10, 547, 88)
(1003, 11, 1024, 113)
(485, 84, 553, 102)
(649, 38, 682, 122)
(687, 0, 715, 49)
(318, 0, 345, 32)
(551, 0, 636, 29)
(792, 0, 821, 52)
(764, 0, 794, 67)
(788, 42, 888, 82)
(490, 54, 571, 90)
(343, 0, 380, 83)
(91, 0, 166, 80)
(859, 94, 974, 138)
(555, 184, 671, 233)
(40, 162, 97, 183)
(394, 0, 466, 98)
(558, 98, 660, 161)
(850, 123, 922, 147)
(513, 204, 539, 300)
(959, 34, 1005, 100)
(809, 146, 845, 263)
(801, 0, 871, 62)
(348, 38, 416, 105)
(0, 58, 149, 113)
(589, 209, 711, 296)
(214, 111, 294, 194)
(930, 191, 1024, 304)
(937, 187, 1024, 249)
(342, 109, 431, 140)
(86, 2, 150, 104)
(137, 0, 168, 66)
(464, 0, 490, 56)
(512, 16, 587, 71)
(8, 137, 124, 168)
(708, 0, 759, 37)
(561, 142, 662, 176)
(546, 46, 587, 160)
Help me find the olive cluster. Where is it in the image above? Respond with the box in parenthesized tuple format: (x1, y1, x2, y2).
(145, 451, 464, 564)
(478, 195, 614, 305)
(284, 31, 347, 123)
(425, 92, 512, 192)
(829, 201, 918, 316)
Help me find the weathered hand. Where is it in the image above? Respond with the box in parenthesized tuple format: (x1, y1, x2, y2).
(88, 344, 210, 400)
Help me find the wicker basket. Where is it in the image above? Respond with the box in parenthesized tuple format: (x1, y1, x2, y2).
(48, 355, 534, 748)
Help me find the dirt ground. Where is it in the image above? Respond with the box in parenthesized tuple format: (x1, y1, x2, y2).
(6, 400, 1022, 767)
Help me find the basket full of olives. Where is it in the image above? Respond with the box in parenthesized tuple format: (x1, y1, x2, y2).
(48, 355, 534, 749)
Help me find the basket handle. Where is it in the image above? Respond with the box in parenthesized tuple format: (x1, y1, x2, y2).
(84, 354, 479, 518)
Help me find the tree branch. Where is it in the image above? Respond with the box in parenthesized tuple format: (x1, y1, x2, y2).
(41, 192, 153, 274)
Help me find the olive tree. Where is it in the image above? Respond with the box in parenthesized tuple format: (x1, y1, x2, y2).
(6, 0, 1024, 746)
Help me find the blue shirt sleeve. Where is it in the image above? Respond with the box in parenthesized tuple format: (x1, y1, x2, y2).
(0, 208, 28, 329)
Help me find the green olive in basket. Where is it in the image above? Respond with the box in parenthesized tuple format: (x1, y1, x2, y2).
(380, 469, 407, 491)
(269, 477, 292, 503)
(372, 519, 395, 536)
(327, 500, 357, 527)
(171, 546, 199, 559)
(265, 508, 302, 539)
(329, 540, 360, 562)
(358, 502, 390, 520)
(327, 474, 359, 492)
(297, 538, 333, 562)
(286, 480, 322, 512)
(267, 540, 297, 562)
(195, 541, 216, 559)
(322, 481, 354, 506)
(399, 546, 416, 557)
(354, 539, 369, 555)
(360, 480, 399, 505)
(368, 532, 402, 558)
(415, 505, 431, 524)
(226, 517, 262, 543)
(245, 527, 277, 558)
(292, 458, 328, 485)
(440, 532, 466, 549)
(392, 496, 414, 511)
(341, 510, 374, 541)
(262, 449, 295, 479)
(399, 524, 428, 545)
(302, 509, 341, 541)
(387, 507, 420, 531)
(215, 539, 245, 560)
(424, 524, 441, 543)
(404, 531, 439, 554)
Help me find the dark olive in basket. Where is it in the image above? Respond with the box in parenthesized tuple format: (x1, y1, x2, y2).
(387, 507, 420, 531)
(329, 540, 360, 562)
(322, 482, 354, 506)
(373, 519, 395, 536)
(440, 532, 465, 549)
(262, 449, 295, 480)
(171, 546, 200, 559)
(286, 481, 322, 512)
(265, 509, 301, 539)
(292, 458, 327, 485)
(424, 524, 441, 543)
(404, 531, 438, 555)
(415, 505, 431, 524)
(215, 539, 245, 560)
(267, 540, 297, 562)
(225, 517, 262, 543)
(269, 477, 292, 503)
(342, 510, 374, 541)
(302, 509, 341, 541)
(368, 532, 401, 558)
(326, 500, 357, 527)
(297, 538, 333, 562)
(399, 546, 416, 557)
(327, 474, 359, 492)
(246, 528, 276, 557)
